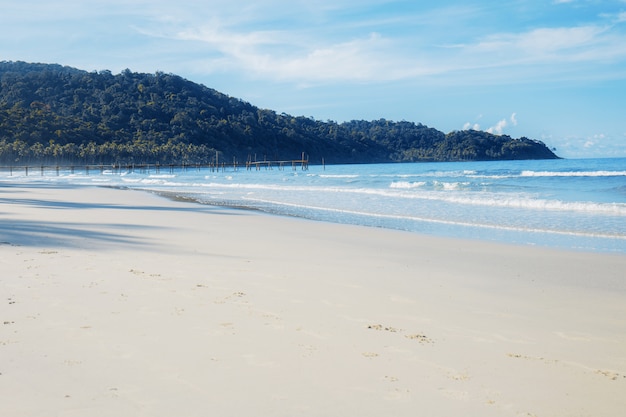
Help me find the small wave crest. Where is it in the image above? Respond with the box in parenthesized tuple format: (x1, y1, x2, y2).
(241, 197, 626, 241)
(521, 170, 626, 177)
(170, 181, 626, 216)
(390, 181, 426, 189)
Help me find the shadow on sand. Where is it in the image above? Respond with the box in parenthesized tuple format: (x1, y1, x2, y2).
(0, 183, 243, 249)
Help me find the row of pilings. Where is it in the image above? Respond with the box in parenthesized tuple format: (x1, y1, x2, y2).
(0, 154, 314, 176)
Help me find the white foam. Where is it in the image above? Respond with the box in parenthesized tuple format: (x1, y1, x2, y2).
(241, 197, 626, 241)
(521, 170, 626, 177)
(167, 180, 626, 216)
(390, 181, 426, 189)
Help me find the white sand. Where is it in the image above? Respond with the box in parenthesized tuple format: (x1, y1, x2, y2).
(1, 184, 625, 417)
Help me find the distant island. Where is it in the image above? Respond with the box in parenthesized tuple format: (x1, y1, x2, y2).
(0, 61, 559, 166)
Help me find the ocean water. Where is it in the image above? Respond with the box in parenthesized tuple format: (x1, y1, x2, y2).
(2, 158, 626, 253)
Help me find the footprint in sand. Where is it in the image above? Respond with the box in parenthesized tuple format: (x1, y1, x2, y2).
(368, 324, 401, 332)
(367, 324, 434, 344)
(405, 333, 434, 344)
(596, 370, 626, 381)
(214, 291, 247, 304)
(129, 269, 162, 279)
(507, 353, 558, 365)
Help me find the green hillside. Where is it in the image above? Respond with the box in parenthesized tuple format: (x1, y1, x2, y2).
(0, 61, 559, 165)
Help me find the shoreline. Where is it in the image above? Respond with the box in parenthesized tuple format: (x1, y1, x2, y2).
(3, 158, 626, 255)
(119, 184, 625, 255)
(2, 183, 626, 416)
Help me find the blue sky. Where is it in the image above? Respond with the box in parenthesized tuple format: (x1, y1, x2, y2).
(2, 0, 626, 158)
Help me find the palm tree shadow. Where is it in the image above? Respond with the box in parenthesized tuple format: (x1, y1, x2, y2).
(0, 219, 155, 249)
(0, 184, 244, 249)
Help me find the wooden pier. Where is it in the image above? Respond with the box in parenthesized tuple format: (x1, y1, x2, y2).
(0, 154, 311, 176)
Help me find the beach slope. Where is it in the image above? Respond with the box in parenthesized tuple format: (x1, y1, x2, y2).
(1, 184, 625, 417)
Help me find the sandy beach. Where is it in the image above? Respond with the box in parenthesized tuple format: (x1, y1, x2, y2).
(1, 183, 625, 417)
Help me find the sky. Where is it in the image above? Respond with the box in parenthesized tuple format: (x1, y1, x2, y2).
(1, 0, 626, 158)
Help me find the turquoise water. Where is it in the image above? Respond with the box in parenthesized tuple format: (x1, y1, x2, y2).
(2, 158, 626, 253)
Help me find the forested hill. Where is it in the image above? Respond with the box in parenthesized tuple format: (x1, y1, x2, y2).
(0, 61, 559, 165)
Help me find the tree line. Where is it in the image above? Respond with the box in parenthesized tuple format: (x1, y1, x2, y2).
(0, 61, 559, 165)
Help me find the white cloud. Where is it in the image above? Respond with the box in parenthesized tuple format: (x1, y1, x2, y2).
(95, 0, 626, 88)
(463, 122, 481, 131)
(486, 119, 508, 135)
(173, 25, 441, 83)
(470, 25, 608, 60)
(582, 134, 602, 149)
(466, 113, 517, 135)
(4, 0, 626, 92)
(106, 0, 625, 87)
(550, 132, 626, 158)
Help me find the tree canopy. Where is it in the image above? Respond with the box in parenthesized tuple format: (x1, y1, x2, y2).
(0, 61, 559, 165)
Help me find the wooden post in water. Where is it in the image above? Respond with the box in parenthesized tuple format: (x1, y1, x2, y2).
(300, 152, 308, 170)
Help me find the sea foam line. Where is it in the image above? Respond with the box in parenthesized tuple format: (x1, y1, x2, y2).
(21, 171, 626, 217)
(240, 197, 626, 241)
(520, 170, 626, 177)
(159, 181, 626, 216)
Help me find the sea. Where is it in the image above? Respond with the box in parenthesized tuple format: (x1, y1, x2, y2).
(2, 157, 625, 253)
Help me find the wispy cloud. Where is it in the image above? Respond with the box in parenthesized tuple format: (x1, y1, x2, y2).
(136, 3, 626, 87)
(174, 25, 443, 84)
(5, 0, 626, 86)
